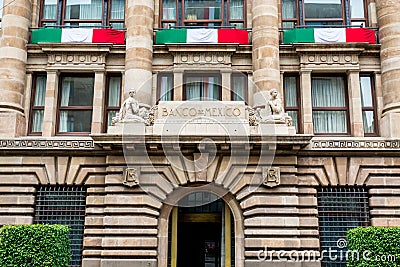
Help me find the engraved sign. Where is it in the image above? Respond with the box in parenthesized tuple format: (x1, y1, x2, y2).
(263, 167, 280, 187)
(123, 167, 139, 187)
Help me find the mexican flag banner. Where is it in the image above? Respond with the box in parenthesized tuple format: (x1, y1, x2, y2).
(283, 28, 376, 44)
(155, 29, 249, 45)
(31, 28, 125, 44)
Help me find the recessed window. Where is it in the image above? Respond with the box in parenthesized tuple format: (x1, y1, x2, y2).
(360, 74, 378, 135)
(283, 75, 301, 133)
(29, 74, 47, 135)
(317, 187, 370, 267)
(39, 0, 124, 28)
(184, 74, 221, 101)
(158, 73, 174, 102)
(160, 0, 245, 28)
(34, 185, 86, 267)
(58, 75, 94, 134)
(281, 0, 367, 27)
(312, 75, 349, 134)
(104, 74, 122, 132)
(231, 73, 247, 102)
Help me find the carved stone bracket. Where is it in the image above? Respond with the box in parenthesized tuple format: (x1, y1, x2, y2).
(263, 167, 280, 187)
(123, 167, 140, 187)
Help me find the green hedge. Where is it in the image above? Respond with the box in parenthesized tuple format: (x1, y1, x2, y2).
(0, 224, 71, 267)
(346, 227, 400, 266)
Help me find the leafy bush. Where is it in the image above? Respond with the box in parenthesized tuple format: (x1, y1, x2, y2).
(0, 224, 71, 267)
(346, 226, 400, 266)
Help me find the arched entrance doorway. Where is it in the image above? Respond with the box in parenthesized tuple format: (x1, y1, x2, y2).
(169, 192, 234, 267)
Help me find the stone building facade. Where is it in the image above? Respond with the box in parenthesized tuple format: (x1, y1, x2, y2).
(0, 0, 400, 266)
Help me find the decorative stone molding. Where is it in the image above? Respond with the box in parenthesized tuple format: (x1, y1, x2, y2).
(39, 44, 111, 70)
(0, 139, 96, 150)
(311, 139, 400, 150)
(167, 44, 238, 67)
(295, 44, 365, 71)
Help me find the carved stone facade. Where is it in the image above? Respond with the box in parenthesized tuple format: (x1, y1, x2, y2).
(0, 0, 399, 267)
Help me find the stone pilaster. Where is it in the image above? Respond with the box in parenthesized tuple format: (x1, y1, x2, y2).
(0, 0, 31, 137)
(347, 70, 364, 137)
(91, 71, 106, 134)
(251, 0, 280, 106)
(124, 0, 154, 105)
(376, 0, 400, 137)
(300, 70, 313, 134)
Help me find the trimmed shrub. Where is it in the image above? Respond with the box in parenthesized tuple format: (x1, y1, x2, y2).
(0, 224, 71, 267)
(346, 226, 400, 267)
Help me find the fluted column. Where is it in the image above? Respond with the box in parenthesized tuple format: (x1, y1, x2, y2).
(251, 0, 280, 106)
(124, 0, 154, 105)
(0, 0, 31, 136)
(377, 0, 400, 137)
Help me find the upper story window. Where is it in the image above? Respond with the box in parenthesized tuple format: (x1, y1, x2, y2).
(160, 0, 245, 28)
(29, 74, 47, 135)
(281, 0, 367, 28)
(104, 74, 122, 132)
(360, 74, 378, 135)
(283, 75, 301, 133)
(57, 75, 94, 134)
(184, 74, 221, 101)
(231, 73, 247, 102)
(158, 73, 174, 102)
(40, 0, 124, 28)
(312, 75, 349, 135)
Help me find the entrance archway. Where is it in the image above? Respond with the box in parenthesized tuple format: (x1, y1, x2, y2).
(157, 186, 244, 267)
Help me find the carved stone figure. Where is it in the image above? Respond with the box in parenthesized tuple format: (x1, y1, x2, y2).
(255, 89, 292, 126)
(112, 90, 151, 125)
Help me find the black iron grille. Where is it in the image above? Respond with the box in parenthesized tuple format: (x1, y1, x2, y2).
(34, 185, 86, 267)
(317, 187, 370, 267)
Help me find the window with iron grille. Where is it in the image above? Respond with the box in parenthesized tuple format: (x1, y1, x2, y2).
(34, 185, 86, 267)
(317, 187, 370, 267)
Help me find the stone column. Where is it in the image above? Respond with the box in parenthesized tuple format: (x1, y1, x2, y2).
(124, 0, 154, 106)
(0, 0, 31, 137)
(347, 70, 364, 137)
(251, 0, 280, 106)
(376, 0, 400, 137)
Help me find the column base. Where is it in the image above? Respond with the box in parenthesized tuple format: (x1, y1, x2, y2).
(380, 112, 400, 137)
(0, 111, 26, 137)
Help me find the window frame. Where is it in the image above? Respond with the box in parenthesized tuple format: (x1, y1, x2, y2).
(360, 73, 378, 136)
(29, 73, 47, 136)
(39, 0, 125, 28)
(283, 74, 302, 133)
(317, 186, 370, 267)
(311, 74, 351, 136)
(34, 185, 87, 267)
(160, 0, 246, 28)
(183, 73, 222, 101)
(280, 0, 368, 28)
(230, 72, 248, 103)
(103, 73, 122, 133)
(281, 0, 299, 28)
(157, 72, 174, 103)
(56, 73, 95, 135)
